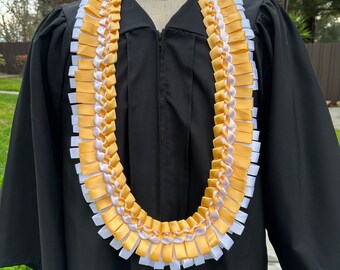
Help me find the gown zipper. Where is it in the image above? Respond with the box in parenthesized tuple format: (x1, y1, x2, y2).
(157, 29, 164, 220)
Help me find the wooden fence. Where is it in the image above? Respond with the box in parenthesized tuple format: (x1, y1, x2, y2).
(0, 42, 30, 74)
(0, 42, 339, 103)
(305, 42, 340, 104)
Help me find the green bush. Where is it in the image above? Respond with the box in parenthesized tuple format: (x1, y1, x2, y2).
(288, 11, 312, 42)
(15, 55, 27, 75)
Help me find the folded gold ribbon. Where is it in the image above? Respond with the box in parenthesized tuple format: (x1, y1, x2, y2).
(69, 0, 260, 266)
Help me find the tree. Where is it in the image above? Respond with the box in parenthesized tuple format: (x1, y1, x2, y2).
(0, 0, 75, 42)
(315, 15, 340, 42)
(287, 0, 340, 43)
(0, 0, 36, 42)
(35, 0, 75, 21)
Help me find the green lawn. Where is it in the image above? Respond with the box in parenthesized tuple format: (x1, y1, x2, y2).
(0, 94, 31, 270)
(0, 266, 31, 270)
(0, 77, 22, 92)
(336, 129, 340, 143)
(0, 94, 18, 186)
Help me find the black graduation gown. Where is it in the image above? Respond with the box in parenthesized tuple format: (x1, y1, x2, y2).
(0, 0, 339, 269)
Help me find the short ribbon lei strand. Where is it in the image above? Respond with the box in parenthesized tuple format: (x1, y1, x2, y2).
(68, 0, 261, 268)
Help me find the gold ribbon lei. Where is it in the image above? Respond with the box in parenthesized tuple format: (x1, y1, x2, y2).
(68, 0, 261, 268)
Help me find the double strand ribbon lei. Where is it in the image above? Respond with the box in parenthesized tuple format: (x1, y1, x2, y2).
(68, 0, 261, 268)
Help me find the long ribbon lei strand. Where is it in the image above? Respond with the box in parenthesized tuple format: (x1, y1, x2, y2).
(68, 0, 261, 268)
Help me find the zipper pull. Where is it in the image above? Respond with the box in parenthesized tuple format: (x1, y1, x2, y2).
(158, 31, 162, 47)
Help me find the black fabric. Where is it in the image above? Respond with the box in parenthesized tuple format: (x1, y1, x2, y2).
(0, 0, 339, 269)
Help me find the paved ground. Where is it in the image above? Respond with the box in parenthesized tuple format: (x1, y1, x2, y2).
(0, 72, 18, 79)
(0, 90, 18, 95)
(329, 107, 340, 129)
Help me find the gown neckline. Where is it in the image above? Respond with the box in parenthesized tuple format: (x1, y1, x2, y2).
(118, 0, 209, 37)
(132, 0, 193, 35)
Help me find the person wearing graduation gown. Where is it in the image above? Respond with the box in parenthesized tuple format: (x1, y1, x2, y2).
(0, 0, 339, 269)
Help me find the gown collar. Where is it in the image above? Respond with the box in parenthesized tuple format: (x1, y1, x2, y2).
(119, 0, 208, 37)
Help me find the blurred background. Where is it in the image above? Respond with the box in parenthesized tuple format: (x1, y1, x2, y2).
(0, 0, 339, 269)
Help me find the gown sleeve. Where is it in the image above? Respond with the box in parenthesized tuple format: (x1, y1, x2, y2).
(0, 6, 71, 269)
(254, 0, 340, 269)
